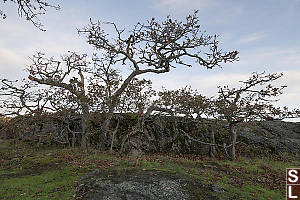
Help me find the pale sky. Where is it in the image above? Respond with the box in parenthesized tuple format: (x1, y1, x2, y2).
(1, 0, 300, 121)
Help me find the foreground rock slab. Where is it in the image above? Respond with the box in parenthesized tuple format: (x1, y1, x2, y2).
(75, 169, 218, 200)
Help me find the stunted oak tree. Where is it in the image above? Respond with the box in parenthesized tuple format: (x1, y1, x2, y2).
(78, 11, 238, 144)
(156, 86, 219, 156)
(213, 72, 300, 159)
(1, 0, 60, 30)
(26, 52, 92, 148)
(157, 86, 211, 118)
(0, 77, 60, 141)
(80, 11, 238, 113)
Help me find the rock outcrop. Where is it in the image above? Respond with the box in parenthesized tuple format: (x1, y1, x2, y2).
(75, 169, 218, 200)
(239, 120, 300, 154)
(1, 114, 299, 155)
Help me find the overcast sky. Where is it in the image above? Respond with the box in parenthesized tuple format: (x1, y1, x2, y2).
(1, 0, 299, 121)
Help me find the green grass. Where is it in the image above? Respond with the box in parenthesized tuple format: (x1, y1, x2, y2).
(217, 184, 282, 200)
(0, 167, 87, 200)
(0, 139, 299, 199)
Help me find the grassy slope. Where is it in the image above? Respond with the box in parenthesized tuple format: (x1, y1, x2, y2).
(0, 139, 299, 200)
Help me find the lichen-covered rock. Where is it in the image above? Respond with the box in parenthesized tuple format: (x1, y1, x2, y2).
(239, 121, 300, 154)
(75, 169, 217, 200)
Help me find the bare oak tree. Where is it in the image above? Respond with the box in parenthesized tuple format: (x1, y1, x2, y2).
(213, 72, 300, 159)
(79, 11, 238, 114)
(78, 11, 238, 144)
(27, 52, 91, 148)
(156, 86, 219, 157)
(157, 86, 211, 118)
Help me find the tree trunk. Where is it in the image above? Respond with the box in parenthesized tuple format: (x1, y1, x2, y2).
(110, 118, 120, 153)
(230, 125, 237, 160)
(102, 111, 114, 150)
(72, 131, 76, 148)
(210, 126, 216, 158)
(80, 101, 90, 152)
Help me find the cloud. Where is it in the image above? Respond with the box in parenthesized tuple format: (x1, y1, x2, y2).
(0, 12, 91, 81)
(147, 70, 249, 97)
(147, 45, 300, 100)
(237, 47, 300, 73)
(276, 70, 300, 107)
(155, 0, 219, 13)
(0, 45, 26, 79)
(238, 32, 266, 44)
(0, 47, 24, 67)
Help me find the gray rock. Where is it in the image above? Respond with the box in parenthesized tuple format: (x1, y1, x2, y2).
(211, 184, 225, 193)
(75, 169, 217, 200)
(239, 121, 300, 154)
